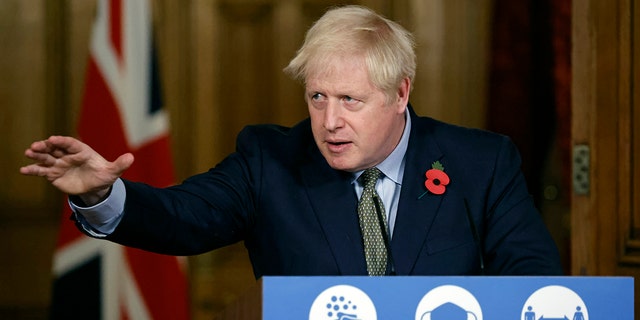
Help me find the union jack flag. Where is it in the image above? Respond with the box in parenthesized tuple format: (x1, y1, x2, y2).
(50, 0, 190, 318)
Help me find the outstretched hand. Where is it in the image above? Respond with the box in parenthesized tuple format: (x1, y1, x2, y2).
(20, 135, 134, 204)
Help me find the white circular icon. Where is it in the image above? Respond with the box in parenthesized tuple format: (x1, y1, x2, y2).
(415, 285, 482, 320)
(521, 285, 588, 320)
(309, 284, 377, 320)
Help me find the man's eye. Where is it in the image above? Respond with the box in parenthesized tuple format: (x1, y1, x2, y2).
(343, 96, 360, 105)
(311, 93, 323, 101)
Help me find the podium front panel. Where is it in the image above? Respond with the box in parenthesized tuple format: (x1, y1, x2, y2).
(260, 276, 633, 319)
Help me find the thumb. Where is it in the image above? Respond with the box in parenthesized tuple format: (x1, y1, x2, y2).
(113, 153, 135, 175)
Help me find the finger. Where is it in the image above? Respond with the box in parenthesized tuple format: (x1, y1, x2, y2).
(25, 144, 57, 158)
(47, 135, 88, 154)
(28, 136, 72, 155)
(19, 164, 50, 177)
(28, 139, 51, 153)
(113, 153, 135, 174)
(24, 148, 58, 166)
(19, 165, 35, 175)
(51, 148, 69, 158)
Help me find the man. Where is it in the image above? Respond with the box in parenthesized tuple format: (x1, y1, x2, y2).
(21, 5, 563, 277)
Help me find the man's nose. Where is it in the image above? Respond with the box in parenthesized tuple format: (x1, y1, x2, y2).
(323, 101, 344, 131)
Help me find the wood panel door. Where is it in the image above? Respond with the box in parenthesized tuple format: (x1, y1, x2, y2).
(572, 0, 639, 316)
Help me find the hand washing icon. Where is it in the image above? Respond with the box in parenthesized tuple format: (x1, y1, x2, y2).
(325, 295, 360, 320)
(309, 285, 377, 320)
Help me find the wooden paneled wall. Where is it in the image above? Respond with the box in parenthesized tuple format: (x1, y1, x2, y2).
(0, 0, 493, 318)
(1, 1, 61, 318)
(571, 0, 640, 316)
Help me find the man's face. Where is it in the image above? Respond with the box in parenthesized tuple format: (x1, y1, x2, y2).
(306, 56, 408, 172)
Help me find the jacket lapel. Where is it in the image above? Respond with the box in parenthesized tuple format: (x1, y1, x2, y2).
(300, 147, 367, 275)
(391, 109, 445, 274)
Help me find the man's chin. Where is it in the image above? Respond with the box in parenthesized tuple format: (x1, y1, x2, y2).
(325, 158, 361, 173)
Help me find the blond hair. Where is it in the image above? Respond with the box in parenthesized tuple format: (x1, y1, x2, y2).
(284, 5, 416, 99)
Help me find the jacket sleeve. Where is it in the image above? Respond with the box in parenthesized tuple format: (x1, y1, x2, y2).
(101, 126, 264, 256)
(480, 137, 564, 275)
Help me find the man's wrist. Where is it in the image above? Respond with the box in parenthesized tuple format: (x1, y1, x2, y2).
(76, 186, 113, 207)
(68, 178, 126, 234)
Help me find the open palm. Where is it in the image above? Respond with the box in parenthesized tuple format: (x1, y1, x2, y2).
(20, 136, 133, 200)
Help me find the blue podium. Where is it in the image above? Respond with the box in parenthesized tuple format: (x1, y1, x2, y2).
(215, 276, 633, 320)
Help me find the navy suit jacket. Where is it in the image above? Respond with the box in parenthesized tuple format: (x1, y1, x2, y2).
(103, 106, 563, 277)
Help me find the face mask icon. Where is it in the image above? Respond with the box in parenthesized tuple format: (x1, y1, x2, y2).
(420, 302, 478, 320)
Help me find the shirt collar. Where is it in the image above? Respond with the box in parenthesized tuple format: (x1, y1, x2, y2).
(353, 107, 411, 184)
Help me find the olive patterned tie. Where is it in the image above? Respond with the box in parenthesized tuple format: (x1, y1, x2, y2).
(357, 167, 389, 276)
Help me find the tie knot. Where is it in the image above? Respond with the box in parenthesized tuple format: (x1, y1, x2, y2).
(361, 167, 382, 189)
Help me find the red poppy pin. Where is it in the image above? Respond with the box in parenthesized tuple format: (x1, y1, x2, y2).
(419, 161, 450, 198)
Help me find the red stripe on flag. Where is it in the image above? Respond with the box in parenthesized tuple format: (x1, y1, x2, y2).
(77, 58, 129, 160)
(126, 248, 190, 320)
(125, 135, 175, 184)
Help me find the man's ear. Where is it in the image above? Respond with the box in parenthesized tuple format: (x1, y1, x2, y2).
(396, 77, 411, 112)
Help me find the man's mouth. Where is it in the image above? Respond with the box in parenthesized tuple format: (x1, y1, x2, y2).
(326, 140, 351, 152)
